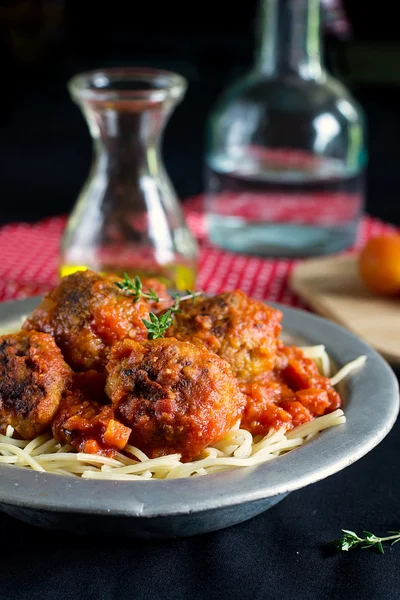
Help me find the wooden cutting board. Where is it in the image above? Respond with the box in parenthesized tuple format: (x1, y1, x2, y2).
(290, 254, 400, 366)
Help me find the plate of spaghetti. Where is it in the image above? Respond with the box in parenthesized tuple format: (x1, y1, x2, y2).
(0, 270, 397, 538)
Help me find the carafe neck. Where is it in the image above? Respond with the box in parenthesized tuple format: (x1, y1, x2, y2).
(82, 101, 170, 176)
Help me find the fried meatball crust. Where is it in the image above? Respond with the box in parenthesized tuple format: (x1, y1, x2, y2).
(0, 331, 72, 439)
(22, 270, 170, 372)
(166, 291, 282, 381)
(105, 338, 246, 461)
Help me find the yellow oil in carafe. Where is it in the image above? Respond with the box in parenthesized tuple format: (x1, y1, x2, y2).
(59, 262, 198, 290)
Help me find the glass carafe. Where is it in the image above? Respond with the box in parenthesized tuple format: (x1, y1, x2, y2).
(61, 68, 198, 289)
(205, 0, 367, 257)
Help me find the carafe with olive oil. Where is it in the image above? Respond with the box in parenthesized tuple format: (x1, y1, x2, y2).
(61, 68, 198, 289)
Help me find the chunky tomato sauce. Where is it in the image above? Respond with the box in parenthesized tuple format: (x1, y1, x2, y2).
(1, 273, 342, 459)
(240, 342, 341, 434)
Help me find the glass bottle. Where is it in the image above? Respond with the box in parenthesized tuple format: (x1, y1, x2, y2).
(205, 0, 366, 257)
(61, 68, 198, 289)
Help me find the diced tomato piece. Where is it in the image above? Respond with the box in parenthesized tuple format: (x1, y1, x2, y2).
(83, 439, 101, 454)
(103, 419, 131, 450)
(279, 400, 313, 428)
(282, 358, 318, 390)
(242, 400, 293, 435)
(295, 388, 330, 416)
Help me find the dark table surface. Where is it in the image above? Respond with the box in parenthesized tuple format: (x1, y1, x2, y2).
(1, 52, 400, 599)
(0, 413, 399, 600)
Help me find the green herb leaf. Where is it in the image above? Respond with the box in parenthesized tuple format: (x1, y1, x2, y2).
(142, 309, 175, 340)
(145, 288, 160, 303)
(115, 273, 143, 302)
(116, 275, 203, 338)
(115, 275, 202, 308)
(330, 529, 400, 553)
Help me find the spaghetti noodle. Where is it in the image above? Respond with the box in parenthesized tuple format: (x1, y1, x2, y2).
(0, 346, 366, 480)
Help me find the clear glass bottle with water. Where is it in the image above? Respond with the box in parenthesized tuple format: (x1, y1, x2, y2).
(205, 0, 367, 257)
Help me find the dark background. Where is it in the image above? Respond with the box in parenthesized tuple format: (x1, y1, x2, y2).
(1, 0, 400, 225)
(1, 3, 400, 600)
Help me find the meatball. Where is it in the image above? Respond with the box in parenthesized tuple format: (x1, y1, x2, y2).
(22, 270, 171, 372)
(52, 372, 131, 457)
(166, 291, 282, 381)
(0, 331, 72, 439)
(105, 338, 246, 461)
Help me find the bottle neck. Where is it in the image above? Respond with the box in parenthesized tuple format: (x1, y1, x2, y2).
(256, 0, 323, 79)
(82, 101, 170, 177)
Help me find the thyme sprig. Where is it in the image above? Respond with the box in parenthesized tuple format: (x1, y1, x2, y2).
(115, 274, 202, 339)
(331, 529, 400, 554)
(142, 310, 175, 340)
(167, 289, 202, 304)
(115, 274, 201, 305)
(115, 274, 160, 303)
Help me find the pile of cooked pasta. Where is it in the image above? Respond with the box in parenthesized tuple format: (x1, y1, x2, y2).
(0, 348, 366, 480)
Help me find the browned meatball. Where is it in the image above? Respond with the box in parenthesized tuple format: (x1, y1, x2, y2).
(0, 331, 72, 439)
(52, 371, 131, 457)
(22, 270, 171, 372)
(105, 338, 246, 461)
(166, 290, 282, 381)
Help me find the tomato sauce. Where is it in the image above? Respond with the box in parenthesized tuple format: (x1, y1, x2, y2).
(240, 343, 341, 434)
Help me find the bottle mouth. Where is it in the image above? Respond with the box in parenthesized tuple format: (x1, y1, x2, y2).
(68, 68, 187, 104)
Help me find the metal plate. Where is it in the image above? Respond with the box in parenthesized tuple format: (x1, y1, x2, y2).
(0, 296, 398, 538)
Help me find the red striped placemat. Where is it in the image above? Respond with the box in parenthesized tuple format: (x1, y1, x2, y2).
(0, 199, 395, 305)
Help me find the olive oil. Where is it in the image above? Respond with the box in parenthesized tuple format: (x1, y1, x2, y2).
(59, 262, 197, 290)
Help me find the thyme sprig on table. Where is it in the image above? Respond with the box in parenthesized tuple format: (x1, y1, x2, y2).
(115, 274, 202, 339)
(331, 529, 400, 554)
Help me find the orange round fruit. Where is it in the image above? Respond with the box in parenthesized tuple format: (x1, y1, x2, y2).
(358, 234, 400, 295)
